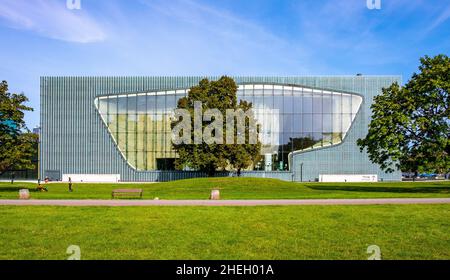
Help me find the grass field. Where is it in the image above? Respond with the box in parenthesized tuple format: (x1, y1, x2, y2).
(0, 204, 449, 260)
(0, 178, 449, 200)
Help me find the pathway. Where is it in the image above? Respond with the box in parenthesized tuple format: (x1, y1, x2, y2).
(0, 198, 449, 206)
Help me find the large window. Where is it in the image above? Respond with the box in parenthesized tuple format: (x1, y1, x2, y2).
(95, 84, 362, 171)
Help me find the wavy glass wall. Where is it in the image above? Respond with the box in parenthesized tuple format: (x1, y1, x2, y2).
(95, 84, 362, 171)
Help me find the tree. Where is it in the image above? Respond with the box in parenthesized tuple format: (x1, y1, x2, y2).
(357, 55, 450, 175)
(171, 76, 261, 176)
(0, 81, 37, 175)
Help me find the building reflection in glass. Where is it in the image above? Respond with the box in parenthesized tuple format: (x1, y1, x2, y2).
(95, 84, 362, 171)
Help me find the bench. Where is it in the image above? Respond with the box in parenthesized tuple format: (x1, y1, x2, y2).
(112, 189, 143, 199)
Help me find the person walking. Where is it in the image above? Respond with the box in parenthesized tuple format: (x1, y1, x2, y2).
(68, 177, 73, 192)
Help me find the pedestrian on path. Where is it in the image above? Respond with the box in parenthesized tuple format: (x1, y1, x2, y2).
(68, 177, 73, 192)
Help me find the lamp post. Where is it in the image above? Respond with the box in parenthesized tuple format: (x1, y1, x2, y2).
(300, 163, 303, 182)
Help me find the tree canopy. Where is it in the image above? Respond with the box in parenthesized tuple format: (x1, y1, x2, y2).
(171, 76, 261, 175)
(0, 81, 37, 175)
(357, 55, 450, 174)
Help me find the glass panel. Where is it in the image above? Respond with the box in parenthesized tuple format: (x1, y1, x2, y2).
(293, 114, 303, 132)
(117, 114, 128, 132)
(253, 94, 264, 109)
(312, 114, 323, 132)
(98, 98, 108, 120)
(342, 94, 352, 113)
(313, 132, 323, 148)
(147, 95, 156, 113)
(293, 94, 302, 114)
(274, 96, 283, 110)
(297, 133, 313, 150)
(127, 129, 136, 152)
(273, 86, 283, 95)
(263, 84, 273, 91)
(136, 116, 145, 151)
(283, 115, 293, 134)
(323, 114, 333, 132)
(117, 133, 127, 151)
(136, 151, 144, 170)
(290, 134, 301, 151)
(105, 97, 117, 115)
(107, 114, 117, 129)
(264, 95, 273, 109)
(283, 95, 293, 114)
(352, 95, 362, 115)
(323, 94, 332, 113)
(254, 85, 263, 96)
(332, 132, 342, 144)
(165, 94, 175, 110)
(156, 95, 166, 111)
(323, 133, 332, 146)
(302, 91, 312, 114)
(312, 94, 322, 114)
(127, 95, 137, 113)
(118, 97, 127, 114)
(342, 114, 352, 132)
(302, 114, 312, 132)
(273, 112, 282, 133)
(137, 95, 146, 114)
(332, 93, 342, 115)
(333, 114, 342, 133)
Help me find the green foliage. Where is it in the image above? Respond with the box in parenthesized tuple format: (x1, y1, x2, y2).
(0, 81, 37, 175)
(172, 76, 261, 175)
(358, 55, 450, 173)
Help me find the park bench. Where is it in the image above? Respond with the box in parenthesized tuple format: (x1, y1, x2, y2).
(112, 189, 143, 199)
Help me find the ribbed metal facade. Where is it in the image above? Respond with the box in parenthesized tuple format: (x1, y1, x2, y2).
(40, 76, 402, 182)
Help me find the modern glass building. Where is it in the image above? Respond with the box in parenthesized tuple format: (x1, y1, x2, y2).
(40, 76, 402, 182)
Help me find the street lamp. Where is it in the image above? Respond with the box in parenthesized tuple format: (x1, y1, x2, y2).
(300, 163, 303, 182)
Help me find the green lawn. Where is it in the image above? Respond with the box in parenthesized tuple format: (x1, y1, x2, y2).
(0, 177, 449, 200)
(0, 204, 449, 259)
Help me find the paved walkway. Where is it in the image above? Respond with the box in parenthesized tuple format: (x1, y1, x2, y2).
(0, 198, 449, 206)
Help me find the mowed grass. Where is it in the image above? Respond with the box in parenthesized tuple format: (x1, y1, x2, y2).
(0, 204, 449, 260)
(0, 177, 449, 200)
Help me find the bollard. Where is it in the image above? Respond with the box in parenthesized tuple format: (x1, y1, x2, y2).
(210, 189, 220, 200)
(19, 189, 30, 200)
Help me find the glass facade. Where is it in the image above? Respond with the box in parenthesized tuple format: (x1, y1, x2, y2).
(95, 84, 362, 171)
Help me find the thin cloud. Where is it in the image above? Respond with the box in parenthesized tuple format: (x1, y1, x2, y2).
(0, 0, 106, 43)
(134, 0, 312, 74)
(427, 5, 450, 32)
(140, 0, 286, 45)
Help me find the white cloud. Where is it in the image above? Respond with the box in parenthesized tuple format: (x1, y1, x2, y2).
(0, 0, 106, 43)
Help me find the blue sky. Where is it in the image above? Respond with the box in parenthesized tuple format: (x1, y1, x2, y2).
(0, 0, 449, 129)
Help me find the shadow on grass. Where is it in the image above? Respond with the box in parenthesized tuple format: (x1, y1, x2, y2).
(307, 185, 450, 194)
(0, 187, 40, 193)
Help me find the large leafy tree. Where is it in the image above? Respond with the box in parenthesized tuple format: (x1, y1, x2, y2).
(357, 55, 450, 174)
(0, 81, 37, 175)
(171, 76, 261, 176)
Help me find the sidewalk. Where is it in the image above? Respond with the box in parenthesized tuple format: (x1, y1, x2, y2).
(0, 198, 449, 206)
